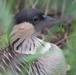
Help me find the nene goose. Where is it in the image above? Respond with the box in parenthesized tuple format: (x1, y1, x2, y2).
(0, 9, 67, 75)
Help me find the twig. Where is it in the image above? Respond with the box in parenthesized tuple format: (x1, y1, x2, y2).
(24, 0, 29, 8)
(53, 0, 58, 18)
(55, 31, 68, 45)
(45, 0, 50, 15)
(32, 0, 38, 8)
(60, 0, 66, 19)
(15, 0, 21, 12)
(72, 0, 76, 4)
(55, 37, 66, 45)
(3, 0, 6, 6)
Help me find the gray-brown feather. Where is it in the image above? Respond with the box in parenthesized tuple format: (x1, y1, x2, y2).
(0, 39, 67, 75)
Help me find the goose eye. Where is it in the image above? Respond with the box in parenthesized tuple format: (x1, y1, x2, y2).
(33, 16, 39, 22)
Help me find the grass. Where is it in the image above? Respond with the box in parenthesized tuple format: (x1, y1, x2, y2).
(0, 0, 76, 75)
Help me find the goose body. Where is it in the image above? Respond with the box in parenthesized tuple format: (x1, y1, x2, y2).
(0, 9, 67, 75)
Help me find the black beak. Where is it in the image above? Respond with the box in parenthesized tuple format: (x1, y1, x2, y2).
(43, 15, 58, 27)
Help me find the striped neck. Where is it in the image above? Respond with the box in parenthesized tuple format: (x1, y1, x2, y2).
(10, 22, 51, 54)
(10, 36, 51, 55)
